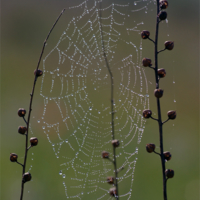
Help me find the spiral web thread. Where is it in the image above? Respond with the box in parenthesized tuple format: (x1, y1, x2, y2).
(35, 0, 155, 199)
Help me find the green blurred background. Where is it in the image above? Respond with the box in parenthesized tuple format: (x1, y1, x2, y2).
(1, 0, 199, 200)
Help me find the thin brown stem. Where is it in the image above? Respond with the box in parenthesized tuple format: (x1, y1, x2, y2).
(153, 150, 161, 156)
(99, 2, 119, 199)
(16, 161, 24, 167)
(20, 9, 65, 200)
(158, 48, 166, 54)
(148, 37, 155, 44)
(162, 118, 169, 125)
(154, 1, 167, 200)
(150, 116, 158, 121)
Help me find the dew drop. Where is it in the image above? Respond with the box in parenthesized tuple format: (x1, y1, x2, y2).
(119, 99, 121, 102)
(89, 107, 92, 111)
(37, 120, 40, 123)
(98, 111, 101, 114)
(52, 143, 55, 147)
(62, 174, 66, 178)
(174, 99, 176, 103)
(42, 126, 45, 129)
(59, 170, 62, 175)
(134, 2, 137, 5)
(65, 139, 68, 143)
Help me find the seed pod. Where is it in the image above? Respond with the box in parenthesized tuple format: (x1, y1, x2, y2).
(154, 89, 164, 98)
(167, 110, 176, 119)
(158, 11, 167, 20)
(141, 30, 150, 39)
(30, 137, 38, 146)
(109, 187, 117, 196)
(143, 109, 152, 118)
(34, 69, 43, 77)
(146, 143, 155, 153)
(164, 151, 171, 161)
(112, 139, 120, 147)
(10, 153, 18, 162)
(165, 41, 174, 50)
(142, 58, 152, 67)
(165, 169, 174, 178)
(18, 108, 26, 117)
(107, 176, 114, 184)
(160, 0, 168, 9)
(102, 151, 109, 158)
(18, 126, 27, 135)
(158, 68, 166, 78)
(23, 172, 32, 183)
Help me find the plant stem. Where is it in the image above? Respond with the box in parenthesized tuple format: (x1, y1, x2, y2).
(19, 9, 65, 200)
(154, 1, 167, 200)
(99, 2, 119, 199)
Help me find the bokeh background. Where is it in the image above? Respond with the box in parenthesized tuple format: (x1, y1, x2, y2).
(1, 0, 199, 200)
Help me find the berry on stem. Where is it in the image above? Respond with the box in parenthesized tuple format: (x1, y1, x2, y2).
(146, 143, 156, 153)
(18, 108, 26, 117)
(10, 153, 18, 162)
(30, 137, 38, 146)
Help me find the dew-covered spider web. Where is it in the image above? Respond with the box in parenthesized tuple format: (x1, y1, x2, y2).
(34, 0, 157, 199)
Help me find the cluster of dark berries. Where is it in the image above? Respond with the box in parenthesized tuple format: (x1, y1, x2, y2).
(102, 139, 120, 197)
(141, 0, 175, 180)
(10, 69, 42, 183)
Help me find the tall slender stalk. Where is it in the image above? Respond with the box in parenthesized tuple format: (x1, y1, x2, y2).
(99, 2, 119, 199)
(154, 1, 167, 199)
(142, 1, 175, 199)
(10, 9, 65, 200)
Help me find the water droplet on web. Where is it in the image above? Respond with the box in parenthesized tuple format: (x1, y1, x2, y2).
(59, 170, 62, 175)
(89, 107, 92, 111)
(134, 2, 137, 5)
(119, 99, 121, 102)
(52, 143, 55, 147)
(98, 111, 101, 114)
(173, 81, 175, 84)
(174, 99, 176, 103)
(37, 120, 40, 123)
(140, 47, 142, 50)
(42, 126, 45, 129)
(62, 174, 66, 178)
(65, 139, 68, 143)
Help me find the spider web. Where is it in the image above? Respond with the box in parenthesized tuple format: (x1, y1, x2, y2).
(35, 0, 155, 199)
